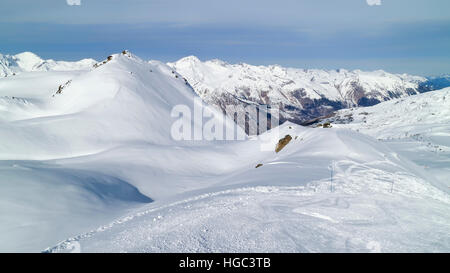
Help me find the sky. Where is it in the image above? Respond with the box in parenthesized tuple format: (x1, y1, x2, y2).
(0, 0, 449, 76)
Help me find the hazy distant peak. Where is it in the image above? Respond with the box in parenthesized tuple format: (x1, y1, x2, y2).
(0, 51, 97, 76)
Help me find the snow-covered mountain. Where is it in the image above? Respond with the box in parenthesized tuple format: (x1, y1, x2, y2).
(169, 56, 428, 130)
(0, 52, 97, 77)
(0, 52, 448, 253)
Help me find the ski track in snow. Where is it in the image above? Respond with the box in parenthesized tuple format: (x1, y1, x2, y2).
(47, 161, 450, 253)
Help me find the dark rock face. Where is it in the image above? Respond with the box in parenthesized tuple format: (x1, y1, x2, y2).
(200, 82, 419, 134)
(418, 75, 450, 93)
(357, 97, 381, 107)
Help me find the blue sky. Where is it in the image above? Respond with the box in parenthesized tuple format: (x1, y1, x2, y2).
(0, 0, 449, 75)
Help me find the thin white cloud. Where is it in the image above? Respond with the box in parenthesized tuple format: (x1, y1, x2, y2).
(66, 0, 81, 6)
(366, 0, 382, 6)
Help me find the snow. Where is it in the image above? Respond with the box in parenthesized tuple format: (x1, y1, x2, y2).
(47, 124, 450, 253)
(0, 51, 448, 253)
(328, 88, 450, 193)
(331, 88, 450, 141)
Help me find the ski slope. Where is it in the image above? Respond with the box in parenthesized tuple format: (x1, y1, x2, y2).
(0, 52, 448, 252)
(47, 124, 450, 253)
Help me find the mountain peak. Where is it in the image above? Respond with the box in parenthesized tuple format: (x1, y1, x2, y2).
(14, 51, 42, 60)
(177, 55, 201, 64)
(13, 52, 44, 71)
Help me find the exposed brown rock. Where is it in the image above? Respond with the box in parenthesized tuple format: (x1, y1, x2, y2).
(275, 135, 292, 153)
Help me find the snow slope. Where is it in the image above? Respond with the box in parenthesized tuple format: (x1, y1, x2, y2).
(0, 51, 238, 251)
(0, 52, 448, 253)
(329, 88, 450, 141)
(324, 88, 450, 192)
(0, 52, 96, 77)
(47, 124, 450, 253)
(169, 56, 427, 129)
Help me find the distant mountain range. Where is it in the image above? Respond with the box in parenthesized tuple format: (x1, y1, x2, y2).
(0, 52, 96, 76)
(169, 56, 450, 132)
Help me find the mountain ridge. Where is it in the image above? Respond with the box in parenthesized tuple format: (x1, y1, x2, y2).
(169, 56, 445, 133)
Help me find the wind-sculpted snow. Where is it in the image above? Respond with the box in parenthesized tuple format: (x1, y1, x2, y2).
(0, 161, 151, 252)
(169, 56, 427, 131)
